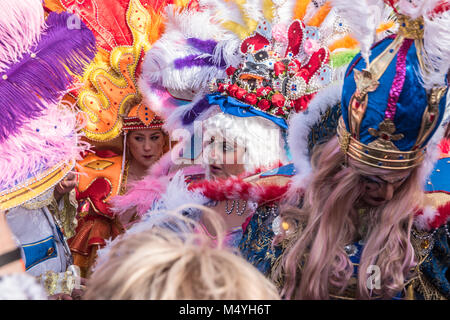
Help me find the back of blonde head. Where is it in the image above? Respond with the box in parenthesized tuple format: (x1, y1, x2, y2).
(84, 207, 280, 300)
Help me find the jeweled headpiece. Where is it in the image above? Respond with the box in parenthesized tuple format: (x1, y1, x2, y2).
(45, 0, 172, 143)
(336, 0, 450, 169)
(142, 0, 361, 133)
(210, 17, 337, 129)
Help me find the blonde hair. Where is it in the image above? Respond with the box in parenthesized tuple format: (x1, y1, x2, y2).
(84, 206, 280, 300)
(274, 137, 420, 299)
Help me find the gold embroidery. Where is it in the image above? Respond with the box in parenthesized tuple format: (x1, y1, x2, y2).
(337, 118, 425, 169)
(346, 35, 404, 141)
(348, 70, 380, 139)
(397, 15, 424, 40)
(368, 119, 404, 151)
(414, 87, 447, 150)
(84, 160, 115, 171)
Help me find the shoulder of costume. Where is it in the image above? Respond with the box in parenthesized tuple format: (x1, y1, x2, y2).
(75, 150, 124, 218)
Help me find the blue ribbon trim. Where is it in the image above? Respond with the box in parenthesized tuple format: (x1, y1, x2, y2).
(206, 93, 288, 129)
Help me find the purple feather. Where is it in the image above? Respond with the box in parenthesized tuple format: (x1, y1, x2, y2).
(174, 54, 219, 69)
(187, 38, 217, 55)
(182, 97, 211, 125)
(0, 12, 97, 142)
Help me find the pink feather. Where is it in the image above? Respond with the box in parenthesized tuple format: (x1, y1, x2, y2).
(0, 0, 45, 72)
(0, 103, 88, 192)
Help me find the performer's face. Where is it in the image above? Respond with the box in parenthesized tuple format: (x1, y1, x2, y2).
(359, 169, 411, 207)
(128, 129, 165, 169)
(203, 135, 246, 179)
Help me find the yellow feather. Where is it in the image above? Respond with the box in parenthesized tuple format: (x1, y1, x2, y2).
(173, 0, 191, 7)
(263, 0, 274, 22)
(43, 0, 66, 12)
(376, 22, 395, 34)
(222, 0, 258, 39)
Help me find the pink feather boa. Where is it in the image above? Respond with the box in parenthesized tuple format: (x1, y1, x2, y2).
(110, 146, 205, 218)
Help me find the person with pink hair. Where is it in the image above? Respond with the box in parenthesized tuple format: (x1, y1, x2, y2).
(270, 0, 450, 300)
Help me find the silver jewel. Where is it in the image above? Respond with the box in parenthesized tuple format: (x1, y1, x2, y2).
(344, 244, 358, 257)
(272, 215, 282, 235)
(225, 200, 235, 215)
(286, 76, 307, 100)
(235, 200, 247, 216)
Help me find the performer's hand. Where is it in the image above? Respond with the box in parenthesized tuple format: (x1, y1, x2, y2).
(54, 173, 77, 202)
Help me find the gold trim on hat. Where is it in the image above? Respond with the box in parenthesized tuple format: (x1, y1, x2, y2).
(337, 118, 425, 170)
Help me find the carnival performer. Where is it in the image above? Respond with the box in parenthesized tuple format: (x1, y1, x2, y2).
(271, 0, 450, 300)
(111, 0, 359, 268)
(44, 0, 187, 278)
(0, 0, 96, 298)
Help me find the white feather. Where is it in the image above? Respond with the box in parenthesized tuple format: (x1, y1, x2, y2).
(414, 206, 438, 231)
(288, 81, 343, 191)
(0, 0, 45, 72)
(272, 0, 296, 25)
(422, 10, 450, 89)
(331, 0, 385, 67)
(397, 0, 442, 19)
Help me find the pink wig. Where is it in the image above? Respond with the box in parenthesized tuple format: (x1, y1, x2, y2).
(275, 136, 420, 299)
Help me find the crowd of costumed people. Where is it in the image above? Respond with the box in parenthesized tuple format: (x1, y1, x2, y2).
(0, 0, 449, 301)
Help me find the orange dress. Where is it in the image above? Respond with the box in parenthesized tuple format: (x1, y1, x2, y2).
(68, 150, 127, 278)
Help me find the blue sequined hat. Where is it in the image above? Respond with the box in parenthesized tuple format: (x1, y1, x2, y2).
(337, 9, 449, 170)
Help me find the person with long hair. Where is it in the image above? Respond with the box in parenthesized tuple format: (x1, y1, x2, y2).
(272, 0, 450, 300)
(276, 136, 421, 299)
(45, 0, 178, 278)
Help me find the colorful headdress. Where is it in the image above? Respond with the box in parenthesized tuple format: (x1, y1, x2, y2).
(140, 0, 362, 134)
(0, 0, 96, 210)
(44, 0, 180, 144)
(335, 0, 450, 170)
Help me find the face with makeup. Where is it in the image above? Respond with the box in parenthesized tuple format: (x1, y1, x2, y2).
(127, 129, 166, 170)
(203, 134, 246, 179)
(359, 169, 412, 207)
